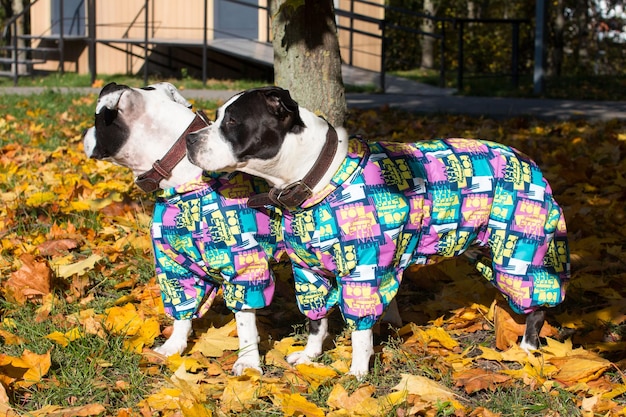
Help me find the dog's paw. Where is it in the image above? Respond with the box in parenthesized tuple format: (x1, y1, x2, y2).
(153, 339, 187, 356)
(232, 359, 263, 376)
(286, 350, 316, 366)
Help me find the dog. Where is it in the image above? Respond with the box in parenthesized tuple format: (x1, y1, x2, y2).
(83, 82, 283, 375)
(185, 86, 571, 377)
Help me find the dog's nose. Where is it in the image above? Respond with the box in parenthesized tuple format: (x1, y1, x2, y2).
(186, 132, 199, 145)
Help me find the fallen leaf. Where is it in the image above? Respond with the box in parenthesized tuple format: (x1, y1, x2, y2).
(190, 319, 240, 357)
(453, 368, 512, 393)
(549, 354, 612, 385)
(52, 254, 103, 279)
(220, 369, 262, 412)
(295, 363, 338, 390)
(37, 238, 79, 256)
(392, 373, 464, 409)
(274, 392, 325, 417)
(4, 254, 52, 304)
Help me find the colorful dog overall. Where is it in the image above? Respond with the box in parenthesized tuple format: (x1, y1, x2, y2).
(151, 172, 284, 320)
(280, 137, 570, 331)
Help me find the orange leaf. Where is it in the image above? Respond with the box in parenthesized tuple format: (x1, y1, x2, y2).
(4, 254, 52, 304)
(549, 354, 612, 385)
(493, 300, 556, 350)
(453, 368, 512, 394)
(274, 392, 325, 417)
(37, 238, 79, 257)
(0, 349, 51, 388)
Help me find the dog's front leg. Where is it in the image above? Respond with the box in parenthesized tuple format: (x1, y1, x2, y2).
(349, 329, 374, 378)
(519, 309, 546, 352)
(154, 319, 192, 356)
(286, 317, 329, 365)
(233, 309, 263, 375)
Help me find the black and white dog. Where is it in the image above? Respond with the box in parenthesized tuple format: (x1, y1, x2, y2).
(83, 83, 283, 375)
(186, 86, 571, 377)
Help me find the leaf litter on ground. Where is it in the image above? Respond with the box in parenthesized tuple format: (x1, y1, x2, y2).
(0, 92, 625, 416)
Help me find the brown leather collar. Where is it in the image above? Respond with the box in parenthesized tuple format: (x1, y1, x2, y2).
(247, 124, 339, 209)
(134, 110, 210, 193)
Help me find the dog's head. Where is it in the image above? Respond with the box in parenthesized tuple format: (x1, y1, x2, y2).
(186, 86, 305, 173)
(83, 82, 196, 176)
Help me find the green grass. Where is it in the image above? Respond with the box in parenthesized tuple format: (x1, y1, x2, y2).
(391, 68, 626, 100)
(0, 71, 266, 91)
(0, 89, 622, 416)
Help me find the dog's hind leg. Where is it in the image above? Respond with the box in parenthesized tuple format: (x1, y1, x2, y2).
(154, 319, 192, 356)
(349, 329, 374, 378)
(519, 309, 546, 352)
(233, 309, 263, 375)
(286, 317, 329, 366)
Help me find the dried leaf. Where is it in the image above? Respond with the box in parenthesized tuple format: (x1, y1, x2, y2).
(4, 254, 52, 304)
(454, 368, 512, 394)
(37, 238, 79, 257)
(274, 392, 325, 417)
(392, 373, 464, 409)
(190, 319, 240, 357)
(52, 254, 102, 279)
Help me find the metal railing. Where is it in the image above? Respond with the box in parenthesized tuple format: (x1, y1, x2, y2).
(1, 0, 533, 91)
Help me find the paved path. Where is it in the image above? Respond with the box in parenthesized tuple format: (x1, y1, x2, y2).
(2, 76, 625, 121)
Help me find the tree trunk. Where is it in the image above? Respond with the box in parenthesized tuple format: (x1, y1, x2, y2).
(12, 0, 26, 75)
(549, 0, 565, 76)
(420, 0, 435, 69)
(270, 0, 347, 127)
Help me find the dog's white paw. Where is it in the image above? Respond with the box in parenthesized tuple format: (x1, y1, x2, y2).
(153, 319, 192, 356)
(153, 339, 187, 356)
(348, 329, 374, 379)
(286, 350, 316, 366)
(232, 358, 263, 376)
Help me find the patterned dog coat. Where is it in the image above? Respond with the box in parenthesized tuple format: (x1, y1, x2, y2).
(151, 172, 283, 320)
(280, 137, 570, 331)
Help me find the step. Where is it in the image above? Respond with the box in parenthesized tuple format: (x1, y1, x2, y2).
(0, 46, 60, 53)
(0, 57, 47, 65)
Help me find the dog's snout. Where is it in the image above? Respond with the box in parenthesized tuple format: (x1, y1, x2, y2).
(186, 132, 198, 145)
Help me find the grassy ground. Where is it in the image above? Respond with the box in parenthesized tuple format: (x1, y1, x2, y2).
(0, 88, 625, 416)
(392, 68, 626, 100)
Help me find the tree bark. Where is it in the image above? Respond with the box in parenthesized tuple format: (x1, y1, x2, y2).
(270, 0, 347, 127)
(420, 0, 435, 69)
(12, 0, 26, 75)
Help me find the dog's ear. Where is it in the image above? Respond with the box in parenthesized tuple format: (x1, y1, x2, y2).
(150, 82, 193, 108)
(262, 87, 305, 133)
(96, 83, 129, 114)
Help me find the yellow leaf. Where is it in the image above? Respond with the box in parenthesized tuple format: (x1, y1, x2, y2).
(140, 387, 185, 411)
(52, 254, 103, 279)
(295, 363, 338, 390)
(0, 329, 26, 345)
(272, 336, 304, 356)
(190, 319, 239, 357)
(30, 403, 106, 417)
(220, 370, 261, 412)
(0, 349, 52, 388)
(124, 317, 160, 353)
(327, 384, 376, 413)
(478, 345, 529, 363)
(549, 354, 612, 385)
(392, 374, 464, 409)
(424, 326, 459, 350)
(26, 191, 56, 207)
(275, 392, 325, 417)
(45, 328, 82, 347)
(104, 303, 143, 335)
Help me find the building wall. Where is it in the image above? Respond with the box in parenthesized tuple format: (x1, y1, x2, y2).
(337, 0, 384, 72)
(30, 0, 383, 77)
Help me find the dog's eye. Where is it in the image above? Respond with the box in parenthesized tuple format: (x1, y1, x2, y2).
(226, 117, 237, 126)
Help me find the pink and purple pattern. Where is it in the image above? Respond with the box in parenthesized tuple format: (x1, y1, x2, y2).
(151, 173, 283, 320)
(280, 137, 570, 330)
